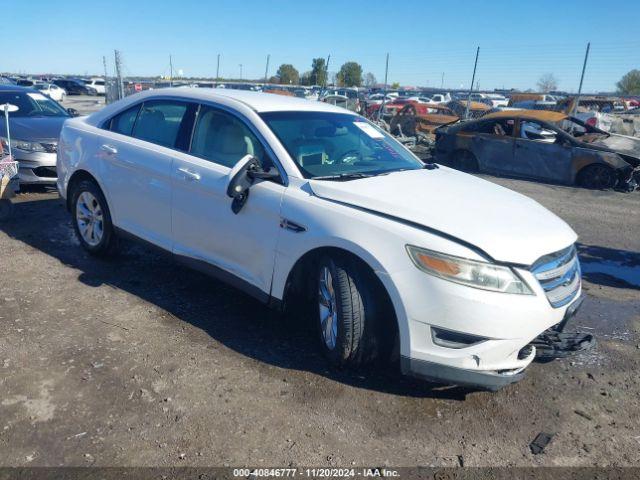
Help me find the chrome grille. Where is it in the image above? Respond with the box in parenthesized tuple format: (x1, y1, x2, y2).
(531, 245, 581, 308)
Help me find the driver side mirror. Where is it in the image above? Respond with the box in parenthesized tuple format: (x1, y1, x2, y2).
(226, 154, 280, 214)
(67, 108, 80, 117)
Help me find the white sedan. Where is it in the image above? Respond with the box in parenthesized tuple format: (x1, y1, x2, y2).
(33, 83, 66, 102)
(56, 89, 583, 390)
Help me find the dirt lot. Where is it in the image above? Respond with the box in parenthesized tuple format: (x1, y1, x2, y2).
(0, 175, 639, 468)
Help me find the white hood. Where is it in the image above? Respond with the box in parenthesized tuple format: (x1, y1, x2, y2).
(309, 168, 577, 266)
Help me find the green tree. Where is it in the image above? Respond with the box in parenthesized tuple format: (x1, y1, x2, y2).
(337, 61, 363, 87)
(276, 64, 300, 85)
(310, 58, 327, 86)
(390, 81, 400, 89)
(300, 71, 312, 86)
(617, 69, 640, 95)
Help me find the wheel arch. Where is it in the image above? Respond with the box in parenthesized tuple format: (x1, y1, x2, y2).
(574, 161, 617, 188)
(66, 169, 108, 212)
(279, 245, 402, 354)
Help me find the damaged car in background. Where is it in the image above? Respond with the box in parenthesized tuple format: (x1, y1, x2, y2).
(434, 110, 640, 191)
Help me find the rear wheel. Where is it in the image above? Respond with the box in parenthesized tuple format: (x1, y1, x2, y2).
(577, 164, 617, 190)
(315, 254, 388, 368)
(450, 150, 479, 172)
(71, 179, 116, 256)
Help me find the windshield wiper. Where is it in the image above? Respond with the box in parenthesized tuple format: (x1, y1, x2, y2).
(312, 172, 379, 181)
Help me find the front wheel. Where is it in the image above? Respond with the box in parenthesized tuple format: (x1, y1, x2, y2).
(315, 255, 387, 368)
(577, 164, 617, 190)
(71, 179, 116, 256)
(450, 150, 479, 173)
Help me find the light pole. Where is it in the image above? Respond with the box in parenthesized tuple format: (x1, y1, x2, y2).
(239, 64, 243, 80)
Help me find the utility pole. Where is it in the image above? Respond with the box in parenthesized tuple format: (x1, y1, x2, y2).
(379, 53, 390, 121)
(325, 54, 331, 88)
(216, 54, 220, 80)
(464, 46, 480, 120)
(239, 64, 243, 80)
(103, 56, 108, 80)
(264, 54, 270, 83)
(114, 49, 124, 100)
(572, 42, 591, 116)
(169, 54, 173, 86)
(441, 72, 444, 89)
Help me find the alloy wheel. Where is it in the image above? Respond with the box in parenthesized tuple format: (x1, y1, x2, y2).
(76, 191, 104, 246)
(318, 266, 338, 350)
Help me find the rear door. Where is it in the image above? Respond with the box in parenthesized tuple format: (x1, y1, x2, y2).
(513, 120, 573, 182)
(99, 99, 196, 249)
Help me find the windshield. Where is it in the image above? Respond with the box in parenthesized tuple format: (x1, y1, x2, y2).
(261, 111, 424, 179)
(0, 91, 69, 118)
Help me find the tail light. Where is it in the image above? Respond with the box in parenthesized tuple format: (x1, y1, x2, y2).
(586, 117, 597, 127)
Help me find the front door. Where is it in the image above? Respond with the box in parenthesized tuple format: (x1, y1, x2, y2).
(514, 120, 573, 182)
(171, 104, 285, 297)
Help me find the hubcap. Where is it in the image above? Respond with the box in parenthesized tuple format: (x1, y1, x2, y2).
(318, 266, 338, 350)
(76, 191, 104, 247)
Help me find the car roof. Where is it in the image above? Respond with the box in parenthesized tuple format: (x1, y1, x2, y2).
(0, 84, 37, 93)
(135, 88, 354, 114)
(483, 109, 568, 122)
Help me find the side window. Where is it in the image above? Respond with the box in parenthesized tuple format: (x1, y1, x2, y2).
(475, 119, 514, 136)
(520, 121, 557, 143)
(190, 105, 266, 168)
(109, 105, 141, 136)
(132, 101, 189, 148)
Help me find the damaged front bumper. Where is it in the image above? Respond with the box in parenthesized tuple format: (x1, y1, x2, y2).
(401, 296, 592, 391)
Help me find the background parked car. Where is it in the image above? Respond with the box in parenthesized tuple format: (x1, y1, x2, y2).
(0, 85, 78, 185)
(83, 78, 106, 95)
(435, 110, 640, 191)
(53, 79, 96, 95)
(33, 82, 66, 102)
(16, 79, 36, 87)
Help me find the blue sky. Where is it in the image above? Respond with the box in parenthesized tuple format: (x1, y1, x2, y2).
(5, 0, 640, 92)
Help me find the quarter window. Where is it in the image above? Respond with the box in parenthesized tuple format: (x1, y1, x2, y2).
(190, 105, 265, 168)
(132, 101, 189, 148)
(109, 105, 141, 136)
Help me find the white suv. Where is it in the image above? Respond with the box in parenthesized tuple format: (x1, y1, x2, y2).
(56, 89, 582, 390)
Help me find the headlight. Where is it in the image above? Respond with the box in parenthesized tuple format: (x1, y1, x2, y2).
(406, 245, 533, 295)
(5, 138, 46, 153)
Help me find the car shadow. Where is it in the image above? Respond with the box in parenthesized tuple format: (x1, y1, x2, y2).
(577, 243, 640, 290)
(0, 195, 473, 400)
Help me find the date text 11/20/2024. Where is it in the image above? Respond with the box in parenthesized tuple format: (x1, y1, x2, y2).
(232, 468, 400, 477)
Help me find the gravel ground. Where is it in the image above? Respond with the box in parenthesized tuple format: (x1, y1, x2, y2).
(0, 175, 638, 468)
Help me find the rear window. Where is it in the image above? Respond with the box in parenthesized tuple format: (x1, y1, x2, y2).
(132, 101, 188, 148)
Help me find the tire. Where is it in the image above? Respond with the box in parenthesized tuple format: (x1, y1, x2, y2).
(0, 200, 14, 223)
(71, 179, 116, 256)
(450, 150, 479, 173)
(315, 254, 387, 368)
(577, 164, 617, 190)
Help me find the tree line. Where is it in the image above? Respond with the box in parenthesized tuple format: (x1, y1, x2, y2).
(269, 58, 376, 87)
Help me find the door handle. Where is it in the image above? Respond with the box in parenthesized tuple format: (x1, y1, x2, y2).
(178, 167, 201, 181)
(100, 144, 118, 155)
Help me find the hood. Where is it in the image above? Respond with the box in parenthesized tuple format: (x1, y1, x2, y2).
(589, 134, 640, 160)
(309, 168, 577, 266)
(0, 116, 68, 142)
